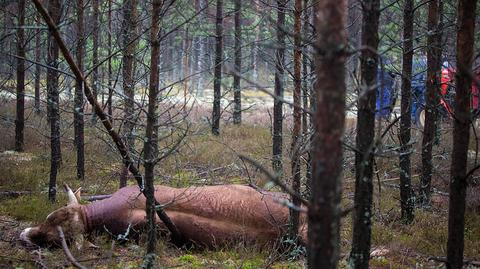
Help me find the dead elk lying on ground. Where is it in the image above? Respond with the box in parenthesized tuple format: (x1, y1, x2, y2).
(19, 184, 307, 249)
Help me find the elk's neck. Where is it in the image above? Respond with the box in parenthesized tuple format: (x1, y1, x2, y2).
(82, 187, 137, 234)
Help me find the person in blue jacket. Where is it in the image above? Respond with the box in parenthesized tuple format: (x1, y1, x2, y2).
(375, 67, 397, 120)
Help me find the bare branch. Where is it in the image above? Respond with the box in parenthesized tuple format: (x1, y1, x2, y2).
(56, 226, 88, 269)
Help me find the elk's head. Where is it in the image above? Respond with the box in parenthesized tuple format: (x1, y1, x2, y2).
(19, 184, 86, 248)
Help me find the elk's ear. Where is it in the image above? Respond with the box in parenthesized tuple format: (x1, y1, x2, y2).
(64, 183, 79, 205)
(74, 187, 82, 202)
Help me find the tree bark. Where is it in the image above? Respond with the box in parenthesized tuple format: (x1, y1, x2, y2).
(144, 0, 163, 262)
(251, 0, 261, 81)
(34, 14, 41, 113)
(211, 0, 223, 135)
(233, 0, 242, 125)
(195, 0, 206, 96)
(288, 0, 302, 241)
(420, 0, 442, 205)
(399, 0, 415, 223)
(91, 0, 100, 123)
(304, 0, 312, 193)
(272, 0, 286, 174)
(182, 27, 190, 98)
(47, 0, 62, 202)
(447, 0, 477, 267)
(74, 0, 85, 181)
(302, 0, 310, 136)
(350, 0, 380, 268)
(15, 0, 26, 152)
(120, 0, 138, 188)
(107, 0, 113, 119)
(308, 0, 346, 267)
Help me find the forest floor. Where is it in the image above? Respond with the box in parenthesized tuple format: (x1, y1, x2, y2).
(0, 101, 479, 268)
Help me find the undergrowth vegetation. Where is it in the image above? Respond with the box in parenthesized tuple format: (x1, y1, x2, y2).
(0, 101, 479, 268)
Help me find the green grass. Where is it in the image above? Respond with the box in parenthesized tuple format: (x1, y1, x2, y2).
(0, 195, 64, 222)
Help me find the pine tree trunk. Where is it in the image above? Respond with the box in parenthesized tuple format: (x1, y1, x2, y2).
(399, 0, 415, 223)
(304, 0, 313, 192)
(350, 0, 380, 267)
(252, 0, 261, 81)
(15, 0, 26, 152)
(308, 0, 346, 267)
(233, 0, 242, 125)
(107, 0, 113, 119)
(74, 0, 85, 181)
(120, 0, 138, 188)
(91, 0, 100, 123)
(211, 0, 223, 135)
(289, 0, 302, 241)
(34, 14, 41, 113)
(195, 0, 206, 96)
(420, 0, 442, 205)
(272, 0, 286, 174)
(47, 0, 62, 202)
(301, 0, 309, 136)
(447, 0, 477, 267)
(182, 28, 190, 99)
(144, 0, 162, 262)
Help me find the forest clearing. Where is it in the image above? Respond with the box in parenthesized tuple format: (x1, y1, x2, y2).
(1, 0, 479, 268)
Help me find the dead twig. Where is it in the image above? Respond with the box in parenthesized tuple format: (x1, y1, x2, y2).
(428, 256, 480, 267)
(0, 190, 32, 200)
(56, 226, 88, 269)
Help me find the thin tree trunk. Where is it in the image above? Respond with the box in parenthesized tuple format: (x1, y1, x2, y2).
(308, 0, 346, 267)
(252, 0, 261, 81)
(350, 0, 380, 267)
(120, 0, 138, 188)
(233, 0, 242, 124)
(399, 0, 415, 223)
(91, 0, 100, 123)
(301, 0, 309, 136)
(107, 0, 113, 119)
(289, 0, 302, 241)
(47, 0, 62, 202)
(74, 0, 85, 181)
(182, 28, 190, 98)
(447, 0, 477, 267)
(420, 0, 442, 205)
(34, 14, 41, 113)
(304, 0, 313, 193)
(195, 0, 206, 96)
(15, 0, 26, 152)
(272, 0, 286, 174)
(144, 0, 162, 264)
(211, 0, 223, 135)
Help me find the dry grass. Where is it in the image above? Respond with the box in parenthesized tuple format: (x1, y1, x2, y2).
(0, 99, 479, 268)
